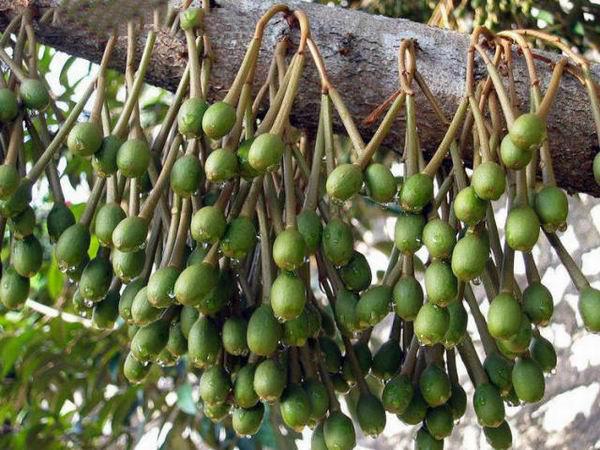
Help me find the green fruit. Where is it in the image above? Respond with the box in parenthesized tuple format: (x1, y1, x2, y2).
(273, 228, 306, 271)
(79, 257, 112, 302)
(530, 335, 557, 373)
(393, 275, 423, 321)
(118, 279, 144, 323)
(506, 206, 540, 252)
(372, 340, 402, 380)
(112, 216, 148, 252)
(579, 286, 600, 332)
(419, 364, 451, 407)
(339, 251, 372, 292)
(509, 113, 546, 151)
(0, 266, 29, 309)
(234, 364, 259, 408)
(174, 262, 219, 306)
(271, 272, 306, 321)
(54, 223, 90, 272)
(188, 316, 221, 368)
(222, 316, 248, 356)
(280, 384, 311, 431)
(170, 154, 203, 197)
(177, 97, 209, 137)
(197, 270, 233, 316)
(451, 233, 488, 281)
(131, 287, 163, 326)
(487, 293, 522, 339)
(484, 353, 513, 395)
(425, 405, 453, 439)
(92, 135, 122, 177)
(117, 138, 151, 178)
(323, 411, 356, 450)
(425, 261, 457, 307)
(8, 208, 36, 240)
(202, 101, 236, 140)
(322, 218, 353, 266)
(180, 7, 204, 30)
(186, 245, 208, 266)
(334, 289, 358, 336)
(534, 186, 568, 232)
(311, 423, 328, 450)
(232, 404, 264, 436)
(319, 336, 343, 373)
(356, 392, 386, 437)
(204, 402, 230, 423)
(247, 304, 282, 355)
(247, 133, 285, 173)
(382, 373, 413, 414)
(296, 210, 322, 255)
(67, 122, 103, 157)
(498, 314, 533, 356)
(123, 352, 151, 384)
(200, 366, 231, 405)
(484, 420, 512, 449)
(237, 138, 260, 179)
(283, 308, 311, 346)
(332, 373, 350, 394)
(112, 248, 145, 282)
(522, 282, 553, 326)
(400, 173, 434, 212)
(474, 383, 505, 427)
(205, 148, 239, 182)
(304, 379, 329, 421)
(394, 212, 426, 254)
(180, 305, 199, 338)
(422, 219, 456, 260)
(365, 162, 397, 202)
(472, 161, 506, 201)
(92, 289, 120, 329)
(130, 319, 170, 362)
(512, 357, 545, 403)
(398, 390, 427, 424)
(341, 342, 372, 384)
(414, 303, 449, 346)
(12, 234, 42, 277)
(453, 186, 487, 226)
(95, 202, 126, 247)
(326, 163, 364, 202)
(220, 216, 257, 260)
(147, 266, 179, 308)
(415, 427, 444, 450)
(165, 320, 187, 357)
(444, 301, 468, 348)
(20, 79, 49, 110)
(65, 255, 88, 282)
(447, 383, 467, 419)
(254, 359, 286, 402)
(0, 165, 20, 199)
(500, 134, 532, 170)
(0, 181, 31, 218)
(47, 203, 75, 243)
(0, 88, 18, 122)
(355, 285, 392, 328)
(191, 206, 226, 244)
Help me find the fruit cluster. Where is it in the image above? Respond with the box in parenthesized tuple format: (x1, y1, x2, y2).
(0, 4, 599, 450)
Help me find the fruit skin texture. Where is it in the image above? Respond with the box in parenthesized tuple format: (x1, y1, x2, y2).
(280, 384, 311, 431)
(188, 316, 221, 368)
(534, 185, 568, 232)
(400, 173, 434, 212)
(579, 286, 600, 332)
(253, 359, 286, 402)
(422, 219, 456, 260)
(94, 202, 126, 247)
(394, 213, 426, 254)
(170, 154, 203, 197)
(323, 411, 356, 450)
(0, 165, 20, 200)
(487, 293, 522, 339)
(484, 420, 513, 450)
(296, 210, 322, 255)
(273, 228, 306, 271)
(382, 373, 413, 414)
(199, 366, 231, 405)
(131, 287, 163, 326)
(419, 364, 451, 407)
(372, 342, 402, 380)
(67, 122, 103, 157)
(414, 303, 449, 346)
(322, 218, 353, 266)
(398, 390, 427, 424)
(234, 364, 259, 408)
(116, 138, 151, 178)
(334, 289, 358, 335)
(0, 266, 29, 309)
(522, 281, 553, 326)
(232, 404, 264, 436)
(453, 186, 487, 226)
(130, 319, 169, 362)
(79, 257, 112, 302)
(339, 251, 372, 292)
(20, 79, 49, 110)
(500, 134, 532, 170)
(355, 285, 392, 329)
(425, 260, 458, 306)
(202, 101, 236, 139)
(326, 163, 364, 202)
(177, 97, 209, 137)
(447, 383, 467, 419)
(304, 379, 329, 421)
(55, 223, 90, 271)
(204, 148, 239, 183)
(174, 262, 219, 307)
(498, 314, 533, 357)
(147, 266, 180, 307)
(393, 275, 423, 321)
(443, 301, 468, 348)
(472, 161, 506, 201)
(451, 233, 489, 281)
(112, 216, 148, 252)
(248, 133, 285, 173)
(12, 234, 43, 277)
(247, 304, 282, 356)
(506, 206, 540, 252)
(123, 352, 151, 384)
(509, 113, 546, 151)
(112, 249, 144, 282)
(0, 88, 18, 122)
(270, 271, 306, 321)
(118, 279, 144, 323)
(237, 138, 260, 179)
(220, 216, 257, 260)
(191, 206, 226, 244)
(415, 427, 444, 450)
(365, 162, 397, 202)
(473, 383, 505, 428)
(47, 203, 76, 243)
(512, 357, 545, 403)
(0, 181, 32, 218)
(93, 135, 122, 177)
(92, 290, 120, 329)
(357, 392, 386, 437)
(425, 405, 453, 439)
(530, 335, 557, 373)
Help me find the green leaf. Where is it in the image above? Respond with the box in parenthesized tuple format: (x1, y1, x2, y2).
(176, 383, 197, 415)
(47, 257, 64, 300)
(0, 327, 36, 377)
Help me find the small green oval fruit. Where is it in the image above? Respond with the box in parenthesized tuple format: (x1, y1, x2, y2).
(222, 316, 248, 356)
(174, 262, 219, 307)
(271, 271, 306, 322)
(451, 233, 489, 281)
(414, 303, 449, 346)
(484, 353, 513, 395)
(95, 202, 126, 247)
(79, 257, 112, 302)
(444, 301, 468, 348)
(296, 210, 322, 256)
(400, 173, 434, 213)
(220, 216, 257, 260)
(112, 248, 145, 282)
(204, 148, 239, 183)
(382, 373, 413, 414)
(500, 134, 532, 170)
(534, 186, 568, 232)
(530, 335, 557, 373)
(425, 261, 458, 307)
(112, 216, 148, 252)
(254, 359, 286, 403)
(203, 402, 230, 423)
(522, 281, 553, 326)
(20, 79, 49, 110)
(0, 266, 29, 309)
(197, 270, 233, 316)
(304, 379, 329, 422)
(67, 122, 103, 157)
(180, 7, 204, 30)
(234, 363, 259, 408)
(394, 212, 426, 254)
(322, 218, 354, 266)
(119, 279, 144, 323)
(131, 287, 163, 326)
(237, 138, 260, 179)
(326, 163, 364, 202)
(341, 342, 372, 384)
(448, 383, 467, 419)
(372, 340, 403, 380)
(55, 224, 91, 272)
(415, 427, 444, 450)
(319, 336, 342, 373)
(47, 203, 75, 243)
(247, 304, 282, 356)
(117, 138, 151, 178)
(170, 154, 203, 197)
(357, 392, 386, 437)
(91, 289, 120, 329)
(12, 234, 42, 277)
(487, 293, 522, 339)
(365, 162, 397, 202)
(9, 206, 35, 239)
(200, 366, 231, 405)
(147, 266, 180, 308)
(422, 219, 456, 260)
(484, 420, 513, 450)
(0, 165, 20, 200)
(179, 305, 199, 338)
(498, 314, 533, 356)
(512, 357, 545, 403)
(188, 316, 221, 368)
(393, 275, 423, 321)
(202, 101, 236, 139)
(0, 181, 32, 218)
(0, 88, 18, 122)
(177, 97, 209, 137)
(339, 251, 372, 292)
(425, 405, 453, 440)
(123, 352, 151, 384)
(472, 161, 506, 201)
(506, 206, 540, 252)
(579, 286, 600, 332)
(130, 319, 170, 362)
(453, 186, 487, 226)
(280, 384, 311, 432)
(191, 206, 226, 244)
(311, 423, 328, 450)
(509, 113, 546, 151)
(474, 383, 505, 428)
(419, 363, 451, 407)
(273, 228, 306, 271)
(398, 390, 427, 425)
(334, 289, 359, 336)
(355, 285, 392, 329)
(165, 321, 187, 357)
(232, 404, 264, 436)
(92, 135, 122, 177)
(323, 411, 356, 450)
(248, 133, 285, 173)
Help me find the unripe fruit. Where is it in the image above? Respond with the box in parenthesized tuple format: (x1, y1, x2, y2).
(130, 319, 169, 362)
(280, 384, 311, 431)
(253, 359, 286, 402)
(232, 404, 264, 436)
(191, 206, 226, 244)
(323, 411, 356, 450)
(382, 373, 413, 414)
(451, 233, 488, 281)
(509, 113, 546, 151)
(247, 304, 282, 356)
(131, 287, 163, 326)
(326, 163, 364, 202)
(425, 405, 453, 440)
(296, 210, 322, 256)
(116, 138, 151, 178)
(444, 301, 468, 348)
(0, 181, 31, 218)
(203, 402, 229, 423)
(339, 251, 372, 292)
(92, 290, 120, 329)
(79, 257, 112, 302)
(55, 224, 90, 271)
(357, 392, 386, 437)
(47, 202, 75, 243)
(12, 234, 43, 277)
(400, 173, 434, 212)
(222, 316, 248, 356)
(472, 161, 506, 201)
(398, 390, 427, 424)
(393, 275, 423, 321)
(415, 427, 443, 450)
(425, 260, 458, 306)
(236, 138, 260, 179)
(271, 271, 306, 321)
(179, 305, 199, 338)
(112, 248, 145, 282)
(372, 340, 403, 380)
(119, 279, 144, 323)
(311, 423, 328, 450)
(273, 228, 306, 271)
(20, 79, 49, 110)
(304, 380, 329, 422)
(365, 162, 397, 202)
(0, 266, 29, 309)
(197, 270, 233, 316)
(319, 336, 342, 373)
(9, 206, 35, 239)
(177, 97, 209, 137)
(247, 133, 285, 173)
(474, 383, 505, 428)
(579, 286, 600, 332)
(322, 218, 353, 266)
(484, 353, 513, 395)
(484, 420, 513, 450)
(530, 335, 557, 373)
(174, 262, 219, 307)
(123, 352, 151, 384)
(92, 135, 122, 177)
(453, 186, 487, 225)
(334, 289, 359, 335)
(204, 148, 239, 183)
(534, 186, 568, 232)
(500, 134, 532, 170)
(147, 266, 180, 307)
(447, 383, 467, 419)
(422, 219, 456, 259)
(95, 202, 126, 247)
(170, 154, 203, 197)
(394, 212, 426, 253)
(199, 366, 231, 405)
(512, 357, 545, 403)
(67, 122, 103, 156)
(522, 281, 553, 326)
(341, 342, 372, 384)
(506, 206, 540, 252)
(284, 311, 316, 346)
(487, 293, 522, 339)
(419, 363, 451, 407)
(414, 303, 449, 345)
(234, 364, 259, 408)
(220, 216, 257, 260)
(180, 7, 204, 30)
(112, 216, 148, 252)
(0, 88, 18, 122)
(0, 165, 20, 199)
(202, 101, 236, 139)
(165, 321, 187, 357)
(498, 314, 533, 356)
(188, 316, 221, 368)
(355, 285, 392, 328)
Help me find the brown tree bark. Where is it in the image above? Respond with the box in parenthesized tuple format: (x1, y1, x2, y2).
(1, 0, 600, 195)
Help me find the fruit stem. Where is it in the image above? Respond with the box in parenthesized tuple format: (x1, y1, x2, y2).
(222, 38, 261, 107)
(342, 335, 370, 395)
(313, 339, 341, 411)
(161, 194, 181, 266)
(0, 47, 28, 82)
(328, 86, 366, 154)
(303, 100, 326, 212)
(446, 348, 459, 385)
(288, 347, 302, 384)
(523, 252, 541, 284)
(282, 147, 297, 229)
(271, 54, 305, 137)
(184, 28, 203, 99)
(257, 195, 273, 305)
(90, 33, 117, 124)
(79, 177, 106, 228)
(306, 38, 331, 92)
(457, 334, 489, 386)
(400, 335, 419, 376)
(544, 230, 589, 291)
(142, 218, 163, 280)
(299, 342, 316, 380)
(168, 198, 192, 269)
(463, 284, 496, 356)
(538, 59, 567, 120)
(468, 94, 492, 162)
(485, 204, 503, 267)
(382, 250, 403, 288)
(262, 175, 284, 234)
(0, 13, 23, 49)
(405, 94, 419, 176)
(432, 171, 455, 212)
